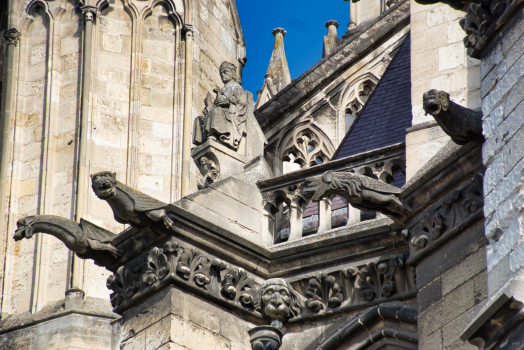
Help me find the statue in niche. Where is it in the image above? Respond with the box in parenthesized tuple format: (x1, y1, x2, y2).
(303, 170, 410, 223)
(192, 61, 247, 150)
(197, 156, 220, 190)
(423, 89, 483, 145)
(256, 278, 303, 329)
(91, 171, 174, 230)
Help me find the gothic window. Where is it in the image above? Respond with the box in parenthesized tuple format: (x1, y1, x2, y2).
(280, 125, 334, 174)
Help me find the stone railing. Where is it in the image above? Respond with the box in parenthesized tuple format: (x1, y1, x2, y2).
(257, 143, 406, 244)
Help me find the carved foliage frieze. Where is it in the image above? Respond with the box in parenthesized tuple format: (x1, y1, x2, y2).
(404, 173, 484, 265)
(296, 254, 415, 316)
(460, 0, 522, 58)
(106, 237, 259, 314)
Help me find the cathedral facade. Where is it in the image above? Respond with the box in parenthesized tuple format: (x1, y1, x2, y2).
(0, 0, 523, 349)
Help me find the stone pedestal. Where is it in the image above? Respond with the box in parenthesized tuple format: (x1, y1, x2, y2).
(191, 139, 249, 181)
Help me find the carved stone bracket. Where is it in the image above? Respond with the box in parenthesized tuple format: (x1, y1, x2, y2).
(404, 173, 484, 266)
(183, 24, 194, 39)
(3, 28, 21, 46)
(106, 236, 262, 315)
(80, 6, 97, 22)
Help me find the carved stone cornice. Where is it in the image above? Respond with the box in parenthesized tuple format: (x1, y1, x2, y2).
(403, 173, 484, 266)
(290, 253, 416, 321)
(80, 6, 97, 22)
(106, 236, 263, 315)
(3, 29, 21, 46)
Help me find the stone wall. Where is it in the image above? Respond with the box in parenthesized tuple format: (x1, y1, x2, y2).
(417, 221, 487, 350)
(480, 11, 524, 299)
(407, 0, 480, 180)
(118, 286, 254, 350)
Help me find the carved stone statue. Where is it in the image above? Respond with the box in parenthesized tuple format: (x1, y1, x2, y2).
(193, 92, 214, 145)
(303, 170, 409, 222)
(14, 216, 122, 266)
(91, 171, 174, 230)
(423, 89, 483, 145)
(192, 61, 247, 150)
(197, 156, 220, 190)
(249, 278, 303, 350)
(256, 278, 302, 328)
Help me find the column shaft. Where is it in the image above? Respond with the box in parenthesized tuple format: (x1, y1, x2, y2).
(181, 25, 194, 197)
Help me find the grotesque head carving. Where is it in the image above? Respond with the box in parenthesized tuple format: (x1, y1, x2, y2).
(14, 216, 35, 241)
(423, 89, 450, 117)
(219, 61, 237, 84)
(303, 170, 336, 202)
(91, 171, 118, 199)
(257, 278, 302, 323)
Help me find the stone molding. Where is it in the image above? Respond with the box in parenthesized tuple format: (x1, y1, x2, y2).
(403, 172, 484, 265)
(3, 29, 21, 46)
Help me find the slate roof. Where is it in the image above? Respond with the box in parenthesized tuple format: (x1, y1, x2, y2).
(333, 34, 412, 159)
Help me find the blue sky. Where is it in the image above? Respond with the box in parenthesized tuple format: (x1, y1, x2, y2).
(236, 1, 350, 99)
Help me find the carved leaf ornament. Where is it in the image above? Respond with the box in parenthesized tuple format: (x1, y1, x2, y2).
(107, 237, 234, 311)
(406, 173, 484, 265)
(221, 268, 257, 309)
(302, 255, 412, 314)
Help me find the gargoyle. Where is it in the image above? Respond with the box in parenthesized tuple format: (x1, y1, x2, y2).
(303, 170, 409, 223)
(423, 89, 483, 145)
(91, 171, 174, 230)
(14, 215, 122, 267)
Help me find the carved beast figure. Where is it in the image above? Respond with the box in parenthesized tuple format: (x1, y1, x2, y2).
(423, 89, 483, 145)
(14, 215, 122, 267)
(91, 171, 174, 230)
(256, 278, 303, 328)
(303, 170, 409, 223)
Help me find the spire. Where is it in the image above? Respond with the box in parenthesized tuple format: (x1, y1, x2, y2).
(255, 28, 292, 110)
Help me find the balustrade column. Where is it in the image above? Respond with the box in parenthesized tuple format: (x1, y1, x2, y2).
(318, 198, 332, 232)
(347, 204, 360, 225)
(288, 199, 303, 241)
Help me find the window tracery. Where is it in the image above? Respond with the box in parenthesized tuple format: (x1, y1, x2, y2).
(280, 125, 334, 174)
(344, 78, 377, 133)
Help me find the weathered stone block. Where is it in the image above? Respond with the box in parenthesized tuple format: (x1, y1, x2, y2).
(419, 329, 442, 350)
(441, 248, 486, 296)
(438, 42, 465, 71)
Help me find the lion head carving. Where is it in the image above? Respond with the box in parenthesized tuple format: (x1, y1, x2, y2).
(91, 171, 118, 199)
